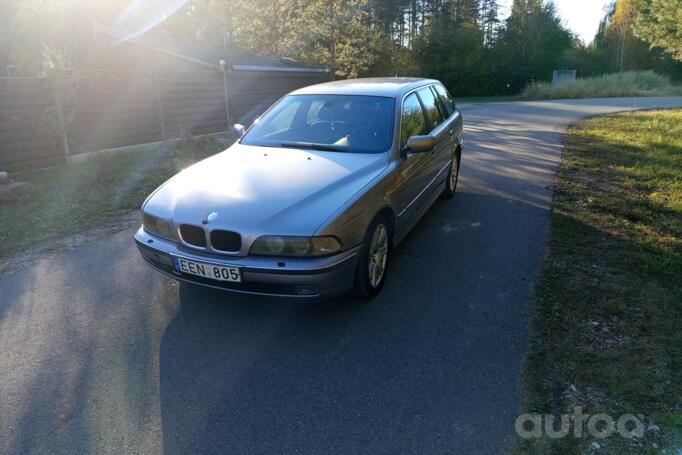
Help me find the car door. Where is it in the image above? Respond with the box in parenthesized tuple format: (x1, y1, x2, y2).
(392, 92, 431, 224)
(433, 83, 463, 154)
(413, 85, 449, 202)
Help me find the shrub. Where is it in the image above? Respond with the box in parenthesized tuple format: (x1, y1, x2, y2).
(171, 134, 225, 171)
(521, 71, 681, 99)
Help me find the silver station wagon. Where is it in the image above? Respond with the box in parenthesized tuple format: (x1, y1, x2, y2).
(135, 77, 464, 299)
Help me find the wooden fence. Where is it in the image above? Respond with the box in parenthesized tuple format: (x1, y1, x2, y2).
(0, 78, 63, 171)
(66, 70, 229, 155)
(0, 69, 326, 172)
(228, 71, 328, 124)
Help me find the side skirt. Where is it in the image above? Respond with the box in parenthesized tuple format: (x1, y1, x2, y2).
(393, 177, 447, 247)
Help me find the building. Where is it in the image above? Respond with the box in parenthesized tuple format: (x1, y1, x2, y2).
(92, 23, 327, 124)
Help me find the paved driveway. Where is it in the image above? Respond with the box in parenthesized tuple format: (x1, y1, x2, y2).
(2, 97, 681, 454)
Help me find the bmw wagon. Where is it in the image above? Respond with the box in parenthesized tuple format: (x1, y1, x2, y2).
(135, 77, 464, 298)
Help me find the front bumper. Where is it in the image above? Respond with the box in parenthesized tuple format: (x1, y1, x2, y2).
(134, 227, 360, 299)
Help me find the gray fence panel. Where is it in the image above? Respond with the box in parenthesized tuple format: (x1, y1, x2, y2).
(0, 78, 63, 172)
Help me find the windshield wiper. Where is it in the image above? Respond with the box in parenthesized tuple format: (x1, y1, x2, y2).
(279, 142, 349, 153)
(253, 143, 281, 148)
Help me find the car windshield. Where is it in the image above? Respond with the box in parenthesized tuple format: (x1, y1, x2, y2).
(241, 94, 395, 154)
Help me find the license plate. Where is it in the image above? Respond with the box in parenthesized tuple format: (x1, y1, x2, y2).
(173, 257, 241, 282)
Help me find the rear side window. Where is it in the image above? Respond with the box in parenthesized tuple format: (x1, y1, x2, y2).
(400, 93, 426, 147)
(417, 87, 444, 131)
(433, 84, 456, 117)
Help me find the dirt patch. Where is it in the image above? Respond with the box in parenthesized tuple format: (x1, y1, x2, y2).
(0, 210, 140, 278)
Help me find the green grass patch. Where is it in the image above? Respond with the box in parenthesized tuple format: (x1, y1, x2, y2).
(522, 71, 682, 100)
(0, 134, 233, 258)
(517, 110, 682, 454)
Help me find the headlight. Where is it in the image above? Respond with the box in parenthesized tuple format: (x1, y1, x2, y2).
(142, 212, 173, 239)
(250, 236, 342, 257)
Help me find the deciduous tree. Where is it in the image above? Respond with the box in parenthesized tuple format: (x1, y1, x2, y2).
(635, 0, 682, 60)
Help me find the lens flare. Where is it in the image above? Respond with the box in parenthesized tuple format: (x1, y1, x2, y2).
(114, 0, 189, 43)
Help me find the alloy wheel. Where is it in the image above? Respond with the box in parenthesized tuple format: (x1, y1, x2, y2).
(449, 156, 459, 191)
(368, 224, 388, 288)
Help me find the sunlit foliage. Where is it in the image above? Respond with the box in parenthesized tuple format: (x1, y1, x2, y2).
(0, 0, 680, 94)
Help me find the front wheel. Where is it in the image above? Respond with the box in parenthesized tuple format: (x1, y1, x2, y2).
(352, 216, 391, 299)
(442, 151, 460, 199)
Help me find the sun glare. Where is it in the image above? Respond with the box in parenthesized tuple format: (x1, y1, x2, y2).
(114, 0, 188, 41)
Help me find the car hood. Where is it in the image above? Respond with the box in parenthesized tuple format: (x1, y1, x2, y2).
(144, 143, 388, 235)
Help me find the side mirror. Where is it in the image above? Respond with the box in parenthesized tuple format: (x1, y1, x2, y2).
(233, 123, 245, 136)
(405, 135, 435, 153)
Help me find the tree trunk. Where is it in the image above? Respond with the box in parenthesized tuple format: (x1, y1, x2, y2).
(411, 0, 417, 49)
(329, 1, 337, 80)
(330, 37, 337, 80)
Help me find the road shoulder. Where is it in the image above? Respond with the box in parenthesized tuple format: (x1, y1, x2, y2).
(515, 110, 682, 454)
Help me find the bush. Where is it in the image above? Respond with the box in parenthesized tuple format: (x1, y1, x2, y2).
(521, 71, 681, 99)
(171, 134, 226, 171)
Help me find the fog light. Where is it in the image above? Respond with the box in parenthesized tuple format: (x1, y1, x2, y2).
(296, 285, 321, 296)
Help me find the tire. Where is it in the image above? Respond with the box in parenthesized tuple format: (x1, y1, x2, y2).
(442, 149, 460, 200)
(352, 215, 391, 299)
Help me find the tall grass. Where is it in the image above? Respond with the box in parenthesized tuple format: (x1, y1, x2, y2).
(522, 71, 681, 100)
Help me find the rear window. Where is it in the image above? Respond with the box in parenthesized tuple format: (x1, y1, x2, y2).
(417, 87, 444, 132)
(433, 84, 456, 117)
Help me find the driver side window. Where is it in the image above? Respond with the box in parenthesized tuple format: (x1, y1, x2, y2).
(400, 93, 426, 148)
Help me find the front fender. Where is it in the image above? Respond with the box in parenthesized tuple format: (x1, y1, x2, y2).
(314, 167, 396, 250)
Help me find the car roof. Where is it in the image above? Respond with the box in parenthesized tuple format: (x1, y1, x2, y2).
(289, 77, 440, 99)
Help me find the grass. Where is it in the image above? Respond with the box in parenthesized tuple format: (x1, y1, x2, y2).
(515, 110, 682, 454)
(522, 71, 682, 100)
(0, 134, 233, 258)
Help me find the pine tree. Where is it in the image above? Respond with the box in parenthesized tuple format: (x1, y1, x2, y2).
(480, 0, 499, 45)
(495, 0, 573, 88)
(294, 0, 381, 79)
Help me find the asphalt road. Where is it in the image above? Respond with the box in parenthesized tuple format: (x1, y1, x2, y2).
(2, 97, 682, 455)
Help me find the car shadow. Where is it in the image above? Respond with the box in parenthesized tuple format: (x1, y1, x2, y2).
(158, 191, 547, 454)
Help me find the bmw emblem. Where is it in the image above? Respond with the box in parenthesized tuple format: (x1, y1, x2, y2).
(202, 211, 219, 225)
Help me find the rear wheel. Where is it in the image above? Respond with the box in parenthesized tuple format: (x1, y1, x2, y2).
(442, 150, 460, 199)
(352, 216, 391, 298)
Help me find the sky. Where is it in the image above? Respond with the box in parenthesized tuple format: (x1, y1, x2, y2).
(498, 0, 614, 44)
